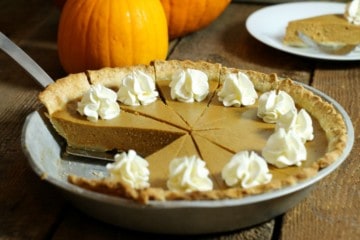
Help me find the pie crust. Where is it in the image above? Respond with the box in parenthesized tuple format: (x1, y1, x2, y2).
(39, 60, 347, 204)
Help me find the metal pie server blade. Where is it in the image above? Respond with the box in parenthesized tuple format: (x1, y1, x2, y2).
(297, 31, 358, 55)
(65, 146, 115, 162)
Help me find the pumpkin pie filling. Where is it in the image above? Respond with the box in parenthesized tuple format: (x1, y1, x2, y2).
(51, 100, 186, 157)
(39, 60, 347, 204)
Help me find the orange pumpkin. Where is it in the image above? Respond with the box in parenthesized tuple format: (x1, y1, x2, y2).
(160, 0, 231, 39)
(57, 0, 168, 73)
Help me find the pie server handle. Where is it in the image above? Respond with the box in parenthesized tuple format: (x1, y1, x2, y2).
(0, 32, 54, 88)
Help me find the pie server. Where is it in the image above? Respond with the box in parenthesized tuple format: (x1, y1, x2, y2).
(0, 32, 114, 161)
(297, 31, 359, 55)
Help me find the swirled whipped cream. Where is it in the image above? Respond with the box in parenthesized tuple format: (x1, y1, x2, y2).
(262, 128, 307, 168)
(77, 84, 120, 122)
(169, 69, 209, 103)
(345, 0, 360, 25)
(257, 90, 296, 123)
(106, 150, 150, 189)
(221, 151, 272, 189)
(217, 72, 258, 107)
(276, 109, 314, 143)
(167, 155, 213, 192)
(117, 70, 159, 106)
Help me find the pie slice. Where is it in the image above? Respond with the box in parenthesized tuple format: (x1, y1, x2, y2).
(193, 67, 278, 131)
(193, 96, 262, 131)
(40, 73, 186, 157)
(51, 102, 186, 157)
(195, 127, 270, 156)
(146, 134, 199, 189)
(153, 60, 221, 127)
(192, 133, 232, 190)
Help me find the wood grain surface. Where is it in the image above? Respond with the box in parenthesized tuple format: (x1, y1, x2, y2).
(0, 1, 359, 239)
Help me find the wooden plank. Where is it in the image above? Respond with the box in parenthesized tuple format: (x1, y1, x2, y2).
(0, 52, 65, 239)
(280, 62, 360, 239)
(19, 11, 66, 81)
(0, 1, 66, 238)
(0, 0, 59, 41)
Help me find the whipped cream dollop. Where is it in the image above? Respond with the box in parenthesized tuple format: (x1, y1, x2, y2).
(217, 72, 258, 107)
(262, 128, 307, 168)
(77, 84, 120, 122)
(167, 155, 213, 192)
(117, 70, 159, 106)
(221, 151, 272, 189)
(169, 69, 209, 103)
(276, 109, 314, 143)
(257, 90, 296, 123)
(345, 0, 360, 25)
(106, 150, 150, 189)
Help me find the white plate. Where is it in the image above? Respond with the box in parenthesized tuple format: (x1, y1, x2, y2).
(21, 84, 354, 234)
(246, 1, 360, 61)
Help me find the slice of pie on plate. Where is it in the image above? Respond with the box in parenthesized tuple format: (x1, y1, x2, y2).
(283, 14, 360, 47)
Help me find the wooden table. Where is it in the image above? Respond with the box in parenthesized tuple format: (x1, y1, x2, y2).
(1, 1, 359, 239)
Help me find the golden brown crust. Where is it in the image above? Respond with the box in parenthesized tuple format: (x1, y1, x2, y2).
(87, 65, 155, 90)
(68, 165, 319, 204)
(39, 60, 347, 204)
(38, 73, 90, 115)
(220, 67, 278, 92)
(153, 59, 221, 82)
(273, 79, 347, 169)
(67, 175, 140, 200)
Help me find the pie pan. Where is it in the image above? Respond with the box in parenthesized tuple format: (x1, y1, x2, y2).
(21, 84, 354, 235)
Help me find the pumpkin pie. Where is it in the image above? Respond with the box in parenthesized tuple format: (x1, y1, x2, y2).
(283, 14, 360, 47)
(39, 60, 347, 204)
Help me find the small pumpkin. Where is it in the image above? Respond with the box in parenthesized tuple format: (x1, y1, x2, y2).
(57, 0, 168, 73)
(160, 0, 231, 39)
